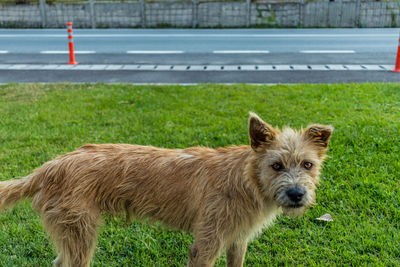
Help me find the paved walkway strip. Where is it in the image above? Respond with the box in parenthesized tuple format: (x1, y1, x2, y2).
(0, 64, 393, 71)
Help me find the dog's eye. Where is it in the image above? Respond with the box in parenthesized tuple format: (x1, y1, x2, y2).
(271, 162, 283, 171)
(304, 162, 313, 170)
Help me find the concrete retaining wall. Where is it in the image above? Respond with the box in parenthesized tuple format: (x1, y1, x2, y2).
(145, 3, 193, 27)
(1, 1, 399, 28)
(198, 2, 249, 27)
(0, 4, 42, 28)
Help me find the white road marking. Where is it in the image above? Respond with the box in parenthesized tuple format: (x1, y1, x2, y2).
(105, 65, 123, 70)
(326, 65, 348, 70)
(213, 50, 270, 54)
(187, 65, 206, 71)
(380, 65, 395, 70)
(40, 51, 96, 54)
(74, 65, 94, 70)
(361, 65, 385, 70)
(300, 50, 356, 54)
(2, 50, 364, 55)
(40, 51, 68, 54)
(309, 65, 330, 70)
(127, 50, 184, 54)
(274, 65, 292, 70)
(257, 65, 274, 70)
(74, 51, 96, 54)
(41, 64, 61, 70)
(122, 65, 140, 70)
(205, 65, 223, 71)
(290, 65, 310, 70)
(8, 64, 28, 70)
(171, 65, 190, 70)
(155, 65, 173, 70)
(345, 65, 366, 70)
(90, 65, 108, 70)
(0, 64, 393, 71)
(138, 65, 157, 70)
(241, 65, 259, 70)
(55, 65, 76, 69)
(223, 65, 240, 70)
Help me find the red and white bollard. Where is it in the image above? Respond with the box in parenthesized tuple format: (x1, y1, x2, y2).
(393, 32, 400, 72)
(67, 22, 78, 65)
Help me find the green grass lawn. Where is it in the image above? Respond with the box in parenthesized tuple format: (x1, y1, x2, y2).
(0, 83, 399, 266)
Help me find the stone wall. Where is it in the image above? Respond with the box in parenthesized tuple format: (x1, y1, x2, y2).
(95, 3, 142, 28)
(252, 3, 300, 27)
(145, 3, 193, 27)
(1, 1, 400, 28)
(0, 4, 41, 27)
(360, 1, 400, 27)
(45, 4, 92, 28)
(198, 2, 248, 27)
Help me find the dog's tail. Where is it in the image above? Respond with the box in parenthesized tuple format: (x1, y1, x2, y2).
(0, 174, 40, 211)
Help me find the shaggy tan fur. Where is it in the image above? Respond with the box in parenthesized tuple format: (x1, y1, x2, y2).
(0, 113, 333, 267)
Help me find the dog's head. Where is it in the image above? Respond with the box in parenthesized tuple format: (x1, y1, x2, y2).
(248, 112, 333, 217)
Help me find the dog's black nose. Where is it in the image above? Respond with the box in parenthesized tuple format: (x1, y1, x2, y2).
(286, 188, 304, 203)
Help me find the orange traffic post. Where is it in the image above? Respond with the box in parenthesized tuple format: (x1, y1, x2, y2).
(67, 22, 78, 65)
(393, 32, 400, 72)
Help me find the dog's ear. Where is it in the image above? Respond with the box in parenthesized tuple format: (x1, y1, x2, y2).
(249, 112, 278, 151)
(303, 124, 333, 149)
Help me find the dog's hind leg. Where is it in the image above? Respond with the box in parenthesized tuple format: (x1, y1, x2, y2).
(43, 207, 101, 267)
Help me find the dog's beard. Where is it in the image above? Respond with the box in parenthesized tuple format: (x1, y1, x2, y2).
(261, 174, 317, 218)
(274, 188, 314, 218)
(281, 205, 307, 217)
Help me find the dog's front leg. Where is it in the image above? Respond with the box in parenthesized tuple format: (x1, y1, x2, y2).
(187, 219, 233, 267)
(187, 239, 222, 267)
(226, 241, 247, 267)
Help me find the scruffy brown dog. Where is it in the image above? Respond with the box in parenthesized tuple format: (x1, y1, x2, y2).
(0, 113, 333, 267)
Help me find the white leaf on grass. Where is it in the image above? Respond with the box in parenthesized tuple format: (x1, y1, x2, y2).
(316, 213, 333, 222)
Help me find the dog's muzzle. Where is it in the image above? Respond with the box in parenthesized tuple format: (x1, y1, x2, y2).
(283, 187, 306, 208)
(286, 188, 304, 202)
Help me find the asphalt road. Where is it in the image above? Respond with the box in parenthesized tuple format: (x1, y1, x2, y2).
(0, 28, 399, 83)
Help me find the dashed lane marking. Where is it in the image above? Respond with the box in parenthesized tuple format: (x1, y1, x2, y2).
(0, 64, 393, 71)
(213, 50, 270, 54)
(127, 51, 184, 54)
(300, 50, 356, 54)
